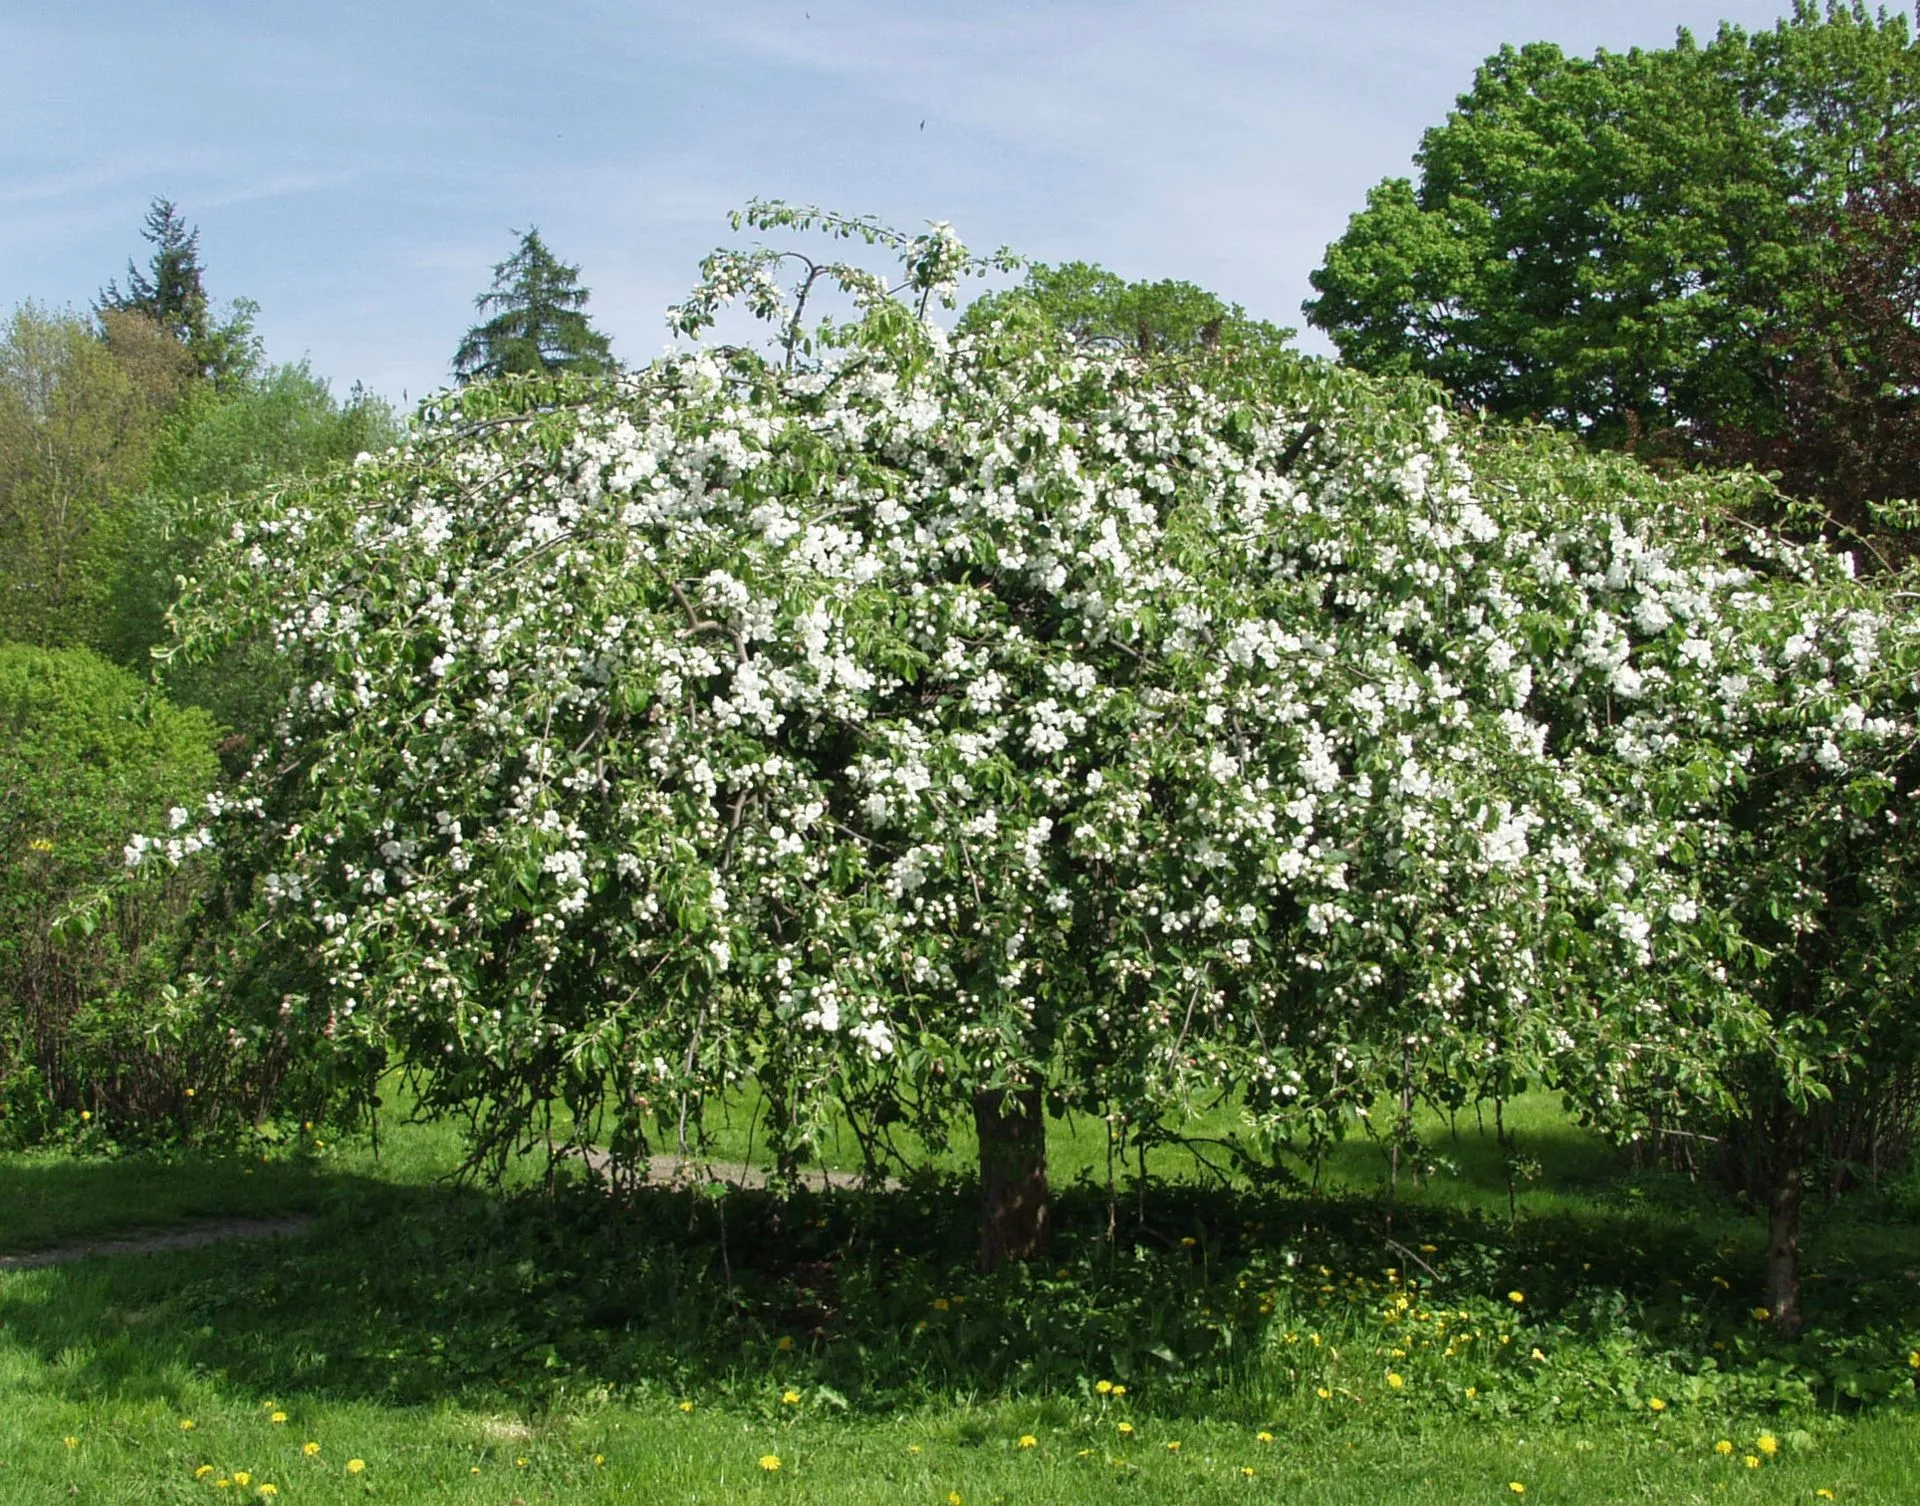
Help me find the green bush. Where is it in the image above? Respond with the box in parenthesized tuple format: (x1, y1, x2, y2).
(0, 643, 227, 1145)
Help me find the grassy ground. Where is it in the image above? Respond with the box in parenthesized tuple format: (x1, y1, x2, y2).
(1, 1096, 1915, 1504)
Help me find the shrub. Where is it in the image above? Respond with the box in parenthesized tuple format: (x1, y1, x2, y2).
(0, 643, 227, 1144)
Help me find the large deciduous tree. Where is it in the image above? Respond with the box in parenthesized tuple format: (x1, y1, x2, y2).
(452, 229, 615, 384)
(959, 261, 1293, 362)
(1304, 4, 1920, 459)
(143, 207, 1920, 1315)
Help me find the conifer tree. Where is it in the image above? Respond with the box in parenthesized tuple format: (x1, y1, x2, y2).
(452, 229, 615, 384)
(97, 197, 258, 388)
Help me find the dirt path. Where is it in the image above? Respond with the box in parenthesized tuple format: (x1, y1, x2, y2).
(0, 1215, 314, 1272)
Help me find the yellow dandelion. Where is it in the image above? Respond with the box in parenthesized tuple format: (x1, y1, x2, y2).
(1094, 1379, 1113, 1395)
(759, 1454, 781, 1472)
(1509, 1484, 1525, 1496)
(1465, 1387, 1478, 1399)
(1180, 1236, 1197, 1248)
(63, 1436, 78, 1449)
(594, 1454, 605, 1466)
(1110, 1384, 1127, 1397)
(1529, 1347, 1546, 1362)
(1315, 1387, 1331, 1400)
(1647, 1397, 1666, 1412)
(303, 1440, 320, 1456)
(232, 1472, 251, 1488)
(1909, 1351, 1919, 1369)
(28, 837, 53, 853)
(1166, 1440, 1181, 1452)
(1117, 1421, 1134, 1435)
(1756, 1434, 1778, 1457)
(180, 1418, 196, 1432)
(777, 1336, 793, 1352)
(215, 1480, 230, 1491)
(781, 1388, 801, 1406)
(195, 1465, 214, 1479)
(948, 1494, 963, 1506)
(1714, 1440, 1733, 1455)
(907, 1445, 922, 1455)
(1744, 1455, 1761, 1469)
(679, 1400, 694, 1413)
(1751, 1306, 1771, 1321)
(1256, 1431, 1274, 1444)
(1816, 1492, 1836, 1501)
(257, 1487, 278, 1500)
(514, 1457, 527, 1468)
(345, 1459, 366, 1474)
(468, 1466, 480, 1475)
(269, 1411, 287, 1425)
(1018, 1435, 1037, 1449)
(1507, 1291, 1524, 1304)
(1386, 1372, 1405, 1389)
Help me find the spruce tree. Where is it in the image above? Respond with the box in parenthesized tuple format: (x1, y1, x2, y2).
(452, 229, 615, 384)
(97, 197, 258, 388)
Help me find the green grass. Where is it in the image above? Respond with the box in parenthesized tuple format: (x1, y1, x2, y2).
(1, 1095, 1915, 1503)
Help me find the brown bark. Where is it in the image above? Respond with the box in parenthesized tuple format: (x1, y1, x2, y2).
(974, 1085, 1050, 1269)
(1766, 1114, 1809, 1338)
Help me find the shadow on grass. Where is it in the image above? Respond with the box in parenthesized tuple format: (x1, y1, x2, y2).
(3, 1158, 1916, 1424)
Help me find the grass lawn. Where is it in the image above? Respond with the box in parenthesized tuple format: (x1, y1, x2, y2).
(1, 1095, 1915, 1503)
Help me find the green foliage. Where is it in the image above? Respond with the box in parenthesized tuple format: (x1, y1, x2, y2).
(0, 303, 191, 649)
(97, 197, 260, 390)
(0, 643, 228, 1146)
(961, 259, 1293, 363)
(452, 228, 615, 384)
(96, 363, 401, 682)
(1306, 3, 1920, 453)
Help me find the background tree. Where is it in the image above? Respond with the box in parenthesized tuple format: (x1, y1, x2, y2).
(961, 260, 1292, 362)
(98, 198, 259, 389)
(451, 228, 615, 383)
(0, 303, 192, 647)
(1305, 4, 1920, 456)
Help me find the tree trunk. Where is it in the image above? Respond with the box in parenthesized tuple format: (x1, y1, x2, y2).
(974, 1085, 1050, 1269)
(1766, 1113, 1810, 1338)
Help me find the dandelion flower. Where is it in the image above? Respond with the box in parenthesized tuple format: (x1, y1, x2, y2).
(1751, 1306, 1771, 1321)
(257, 1487, 278, 1499)
(233, 1473, 251, 1488)
(1507, 1291, 1524, 1304)
(1714, 1440, 1733, 1455)
(196, 1465, 215, 1479)
(1465, 1387, 1478, 1399)
(1529, 1348, 1546, 1362)
(1647, 1397, 1666, 1412)
(781, 1389, 801, 1406)
(1387, 1373, 1405, 1389)
(777, 1336, 793, 1352)
(1256, 1431, 1274, 1444)
(1509, 1483, 1526, 1495)
(1316, 1388, 1331, 1400)
(345, 1459, 366, 1474)
(1094, 1380, 1112, 1395)
(180, 1419, 196, 1432)
(1180, 1237, 1197, 1248)
(594, 1454, 604, 1466)
(303, 1442, 320, 1457)
(1744, 1455, 1761, 1469)
(63, 1437, 78, 1450)
(759, 1454, 781, 1472)
(269, 1411, 287, 1425)
(1018, 1435, 1037, 1449)
(1116, 1421, 1134, 1436)
(1166, 1441, 1181, 1452)
(1756, 1434, 1778, 1457)
(948, 1494, 963, 1506)
(1110, 1385, 1127, 1397)
(678, 1400, 694, 1413)
(907, 1445, 922, 1455)
(1817, 1492, 1836, 1500)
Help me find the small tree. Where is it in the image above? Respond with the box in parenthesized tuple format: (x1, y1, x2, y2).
(452, 229, 615, 384)
(959, 260, 1292, 360)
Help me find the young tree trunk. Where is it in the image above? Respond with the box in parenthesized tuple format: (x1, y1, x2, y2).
(1766, 1113, 1810, 1338)
(974, 1085, 1050, 1269)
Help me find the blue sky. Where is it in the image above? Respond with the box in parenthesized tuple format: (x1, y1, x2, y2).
(2, 0, 1814, 405)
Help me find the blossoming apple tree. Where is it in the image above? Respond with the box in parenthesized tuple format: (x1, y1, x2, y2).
(146, 206, 1920, 1289)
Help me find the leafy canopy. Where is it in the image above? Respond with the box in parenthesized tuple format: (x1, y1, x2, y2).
(1305, 3, 1920, 453)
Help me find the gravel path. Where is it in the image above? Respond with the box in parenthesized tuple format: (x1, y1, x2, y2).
(0, 1215, 314, 1271)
